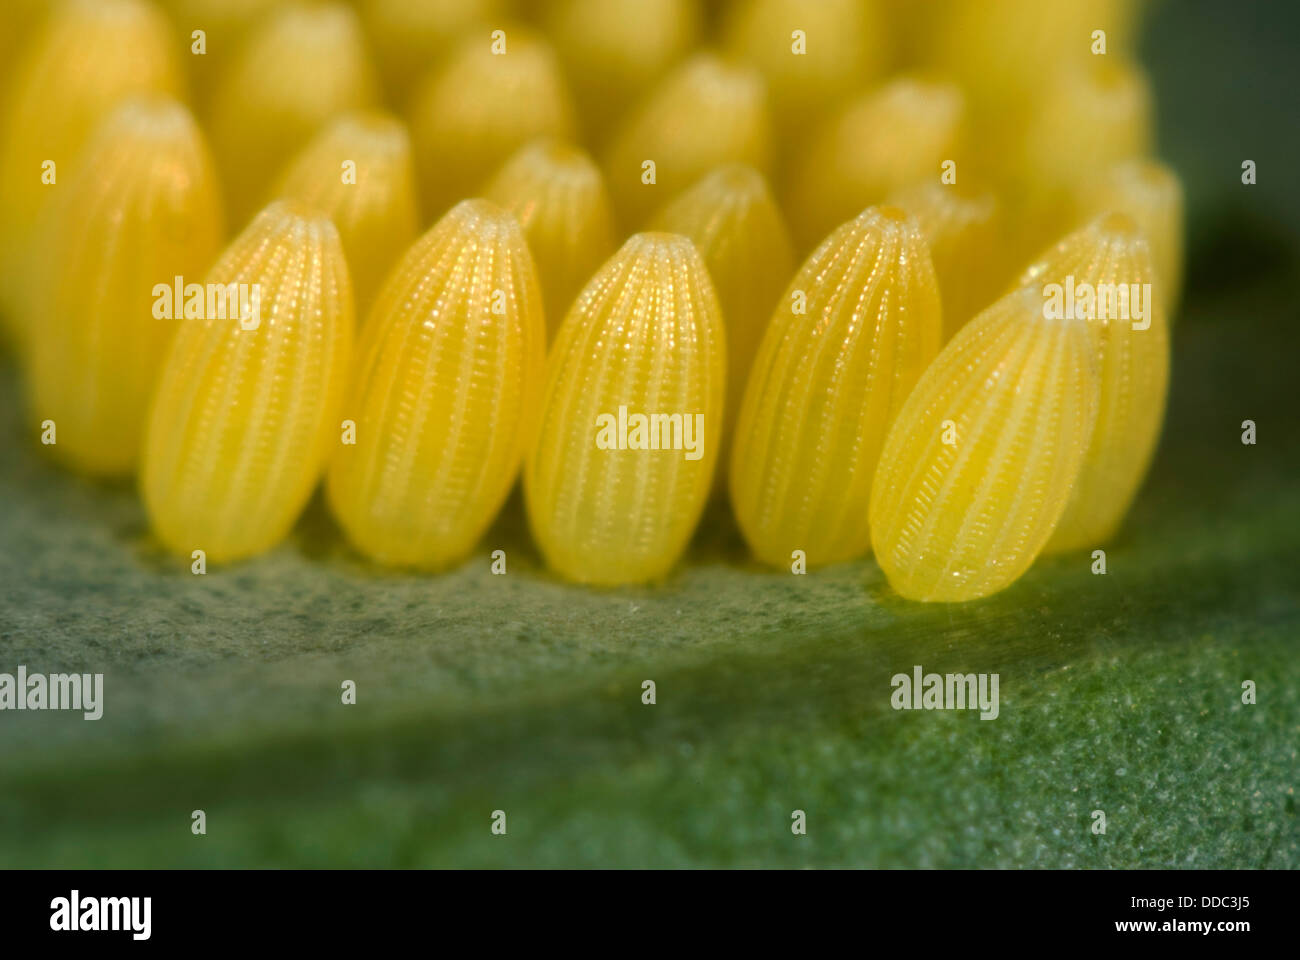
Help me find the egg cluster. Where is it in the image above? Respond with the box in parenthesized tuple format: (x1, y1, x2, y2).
(0, 0, 1181, 602)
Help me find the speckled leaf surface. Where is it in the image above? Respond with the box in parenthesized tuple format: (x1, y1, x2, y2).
(0, 1, 1297, 867)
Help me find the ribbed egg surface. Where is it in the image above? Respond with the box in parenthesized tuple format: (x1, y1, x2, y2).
(1023, 213, 1170, 554)
(142, 200, 354, 563)
(327, 199, 546, 569)
(27, 97, 223, 477)
(730, 206, 942, 568)
(525, 232, 725, 585)
(869, 285, 1099, 602)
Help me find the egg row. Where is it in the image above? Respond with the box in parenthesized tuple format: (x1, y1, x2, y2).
(19, 100, 1173, 600)
(1, 0, 1180, 601)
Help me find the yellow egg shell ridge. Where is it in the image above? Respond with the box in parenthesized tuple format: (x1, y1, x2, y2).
(525, 233, 725, 586)
(869, 285, 1099, 602)
(327, 199, 547, 570)
(142, 200, 354, 563)
(731, 206, 942, 568)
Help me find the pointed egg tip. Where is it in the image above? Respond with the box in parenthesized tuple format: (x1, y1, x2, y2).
(699, 163, 767, 195)
(879, 75, 966, 121)
(329, 110, 411, 154)
(1122, 158, 1178, 191)
(441, 197, 525, 239)
(650, 163, 777, 233)
(889, 177, 999, 215)
(489, 138, 606, 202)
(843, 204, 926, 243)
(250, 197, 340, 238)
(1020, 210, 1152, 288)
(872, 204, 915, 225)
(102, 95, 195, 139)
(1093, 210, 1142, 238)
(676, 164, 773, 216)
(518, 137, 594, 172)
(617, 231, 701, 267)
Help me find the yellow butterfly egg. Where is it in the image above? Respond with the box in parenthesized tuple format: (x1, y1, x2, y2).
(785, 76, 965, 251)
(1018, 57, 1153, 186)
(409, 25, 577, 222)
(361, 0, 508, 103)
(649, 163, 794, 493)
(27, 97, 223, 477)
(163, 0, 284, 109)
(731, 206, 942, 568)
(545, 0, 702, 150)
(484, 138, 616, 342)
(208, 1, 380, 227)
(142, 200, 354, 563)
(869, 285, 1099, 603)
(327, 200, 546, 570)
(1075, 158, 1185, 319)
(525, 233, 725, 586)
(722, 0, 887, 153)
(1011, 57, 1153, 261)
(0, 0, 185, 342)
(924, 0, 1139, 129)
(887, 179, 1007, 343)
(1020, 212, 1170, 554)
(602, 53, 773, 230)
(269, 110, 420, 319)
